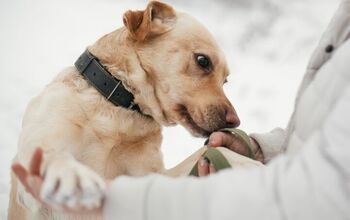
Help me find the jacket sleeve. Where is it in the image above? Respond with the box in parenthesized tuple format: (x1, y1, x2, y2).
(103, 83, 350, 220)
(250, 128, 287, 163)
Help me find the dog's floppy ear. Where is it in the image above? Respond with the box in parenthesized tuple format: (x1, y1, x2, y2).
(123, 1, 176, 41)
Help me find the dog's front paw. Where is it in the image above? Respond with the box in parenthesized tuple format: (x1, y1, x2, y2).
(40, 158, 106, 209)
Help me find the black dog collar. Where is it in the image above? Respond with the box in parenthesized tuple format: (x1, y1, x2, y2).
(75, 50, 140, 112)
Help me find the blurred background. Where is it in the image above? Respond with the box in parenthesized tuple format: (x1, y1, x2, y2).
(0, 0, 341, 217)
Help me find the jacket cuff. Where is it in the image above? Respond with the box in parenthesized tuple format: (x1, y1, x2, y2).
(103, 175, 156, 220)
(250, 128, 286, 163)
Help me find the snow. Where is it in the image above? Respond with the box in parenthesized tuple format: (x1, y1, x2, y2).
(0, 0, 340, 218)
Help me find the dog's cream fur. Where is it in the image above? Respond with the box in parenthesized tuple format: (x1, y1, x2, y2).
(8, 2, 261, 219)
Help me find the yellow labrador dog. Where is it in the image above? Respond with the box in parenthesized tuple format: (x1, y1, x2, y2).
(8, 1, 262, 219)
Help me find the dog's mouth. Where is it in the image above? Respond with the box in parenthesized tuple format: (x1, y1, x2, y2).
(174, 104, 211, 137)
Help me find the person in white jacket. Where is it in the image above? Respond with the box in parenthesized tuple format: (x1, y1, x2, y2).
(12, 0, 350, 219)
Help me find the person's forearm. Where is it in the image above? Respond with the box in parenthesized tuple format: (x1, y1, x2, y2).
(249, 137, 265, 163)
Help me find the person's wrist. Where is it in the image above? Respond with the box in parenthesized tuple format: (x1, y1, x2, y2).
(249, 137, 264, 163)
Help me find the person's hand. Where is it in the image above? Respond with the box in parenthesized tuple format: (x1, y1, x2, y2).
(12, 148, 44, 202)
(197, 132, 264, 176)
(12, 148, 103, 215)
(208, 132, 264, 162)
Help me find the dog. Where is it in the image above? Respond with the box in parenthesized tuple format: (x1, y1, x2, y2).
(8, 1, 262, 219)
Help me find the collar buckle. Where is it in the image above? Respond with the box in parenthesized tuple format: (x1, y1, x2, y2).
(107, 81, 121, 100)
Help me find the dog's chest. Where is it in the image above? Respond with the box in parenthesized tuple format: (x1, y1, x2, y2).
(77, 94, 129, 141)
(77, 102, 163, 177)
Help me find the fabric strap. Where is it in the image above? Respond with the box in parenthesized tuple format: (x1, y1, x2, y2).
(189, 147, 232, 176)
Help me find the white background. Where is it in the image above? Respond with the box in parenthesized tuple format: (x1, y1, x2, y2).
(0, 0, 340, 218)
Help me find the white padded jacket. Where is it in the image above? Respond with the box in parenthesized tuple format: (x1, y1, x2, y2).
(104, 1, 350, 219)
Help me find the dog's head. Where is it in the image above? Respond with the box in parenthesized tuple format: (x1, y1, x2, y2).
(92, 1, 240, 137)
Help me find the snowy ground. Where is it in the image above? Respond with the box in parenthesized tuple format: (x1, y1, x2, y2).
(0, 0, 340, 218)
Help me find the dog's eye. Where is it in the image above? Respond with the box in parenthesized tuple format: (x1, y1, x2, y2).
(195, 54, 212, 73)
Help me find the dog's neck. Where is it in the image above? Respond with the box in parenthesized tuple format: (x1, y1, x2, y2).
(88, 29, 139, 99)
(88, 28, 173, 127)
